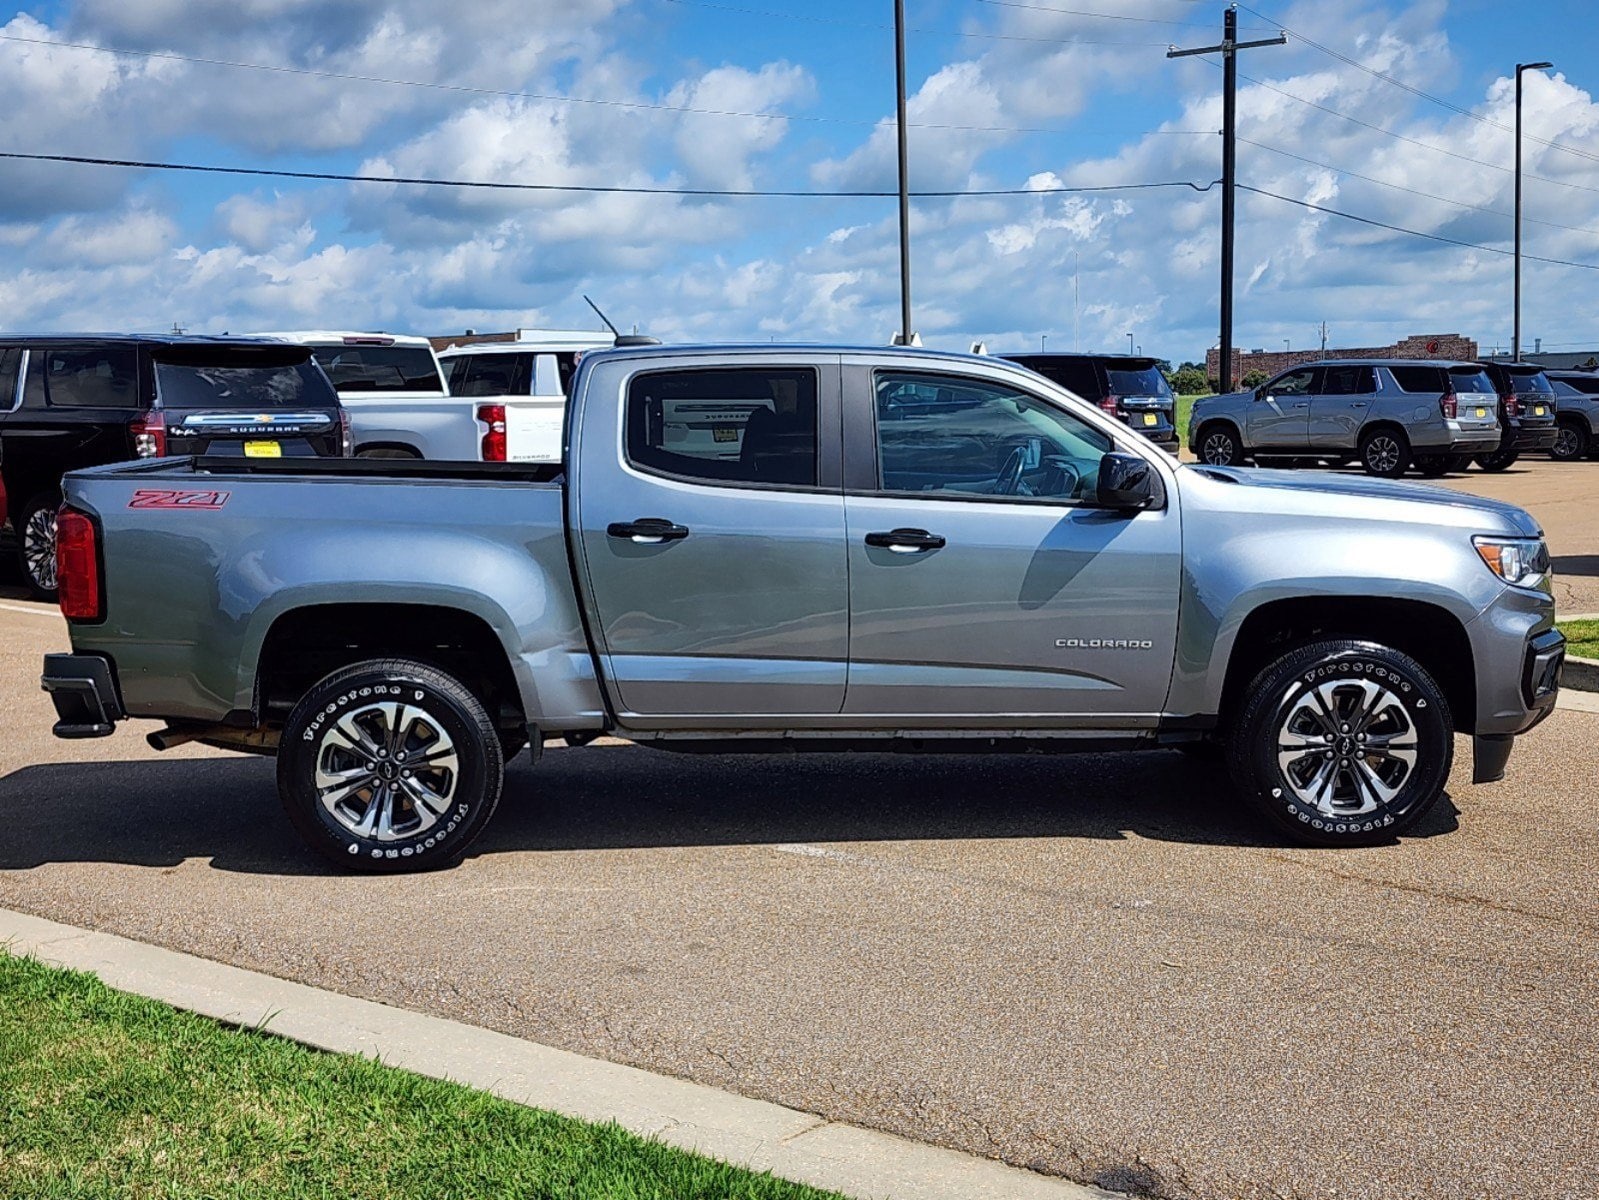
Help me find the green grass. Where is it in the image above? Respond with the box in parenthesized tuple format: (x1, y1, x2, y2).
(0, 950, 843, 1200)
(1176, 393, 1212, 449)
(1558, 618, 1599, 660)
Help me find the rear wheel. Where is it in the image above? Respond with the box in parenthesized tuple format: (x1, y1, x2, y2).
(1358, 428, 1409, 478)
(357, 447, 422, 460)
(1197, 424, 1246, 466)
(1413, 455, 1452, 478)
(1475, 446, 1519, 472)
(1227, 640, 1452, 847)
(277, 658, 504, 872)
(1551, 420, 1589, 462)
(1447, 454, 1475, 472)
(18, 489, 62, 601)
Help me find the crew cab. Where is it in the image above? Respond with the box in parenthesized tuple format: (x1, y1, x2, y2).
(1, 335, 347, 599)
(41, 345, 1562, 872)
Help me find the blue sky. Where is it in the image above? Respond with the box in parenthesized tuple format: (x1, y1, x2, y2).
(2, 0, 1598, 364)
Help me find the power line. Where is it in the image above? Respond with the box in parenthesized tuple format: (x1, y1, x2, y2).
(660, 0, 1174, 45)
(1240, 184, 1599, 270)
(1234, 2, 1599, 167)
(0, 148, 1221, 198)
(1238, 136, 1599, 237)
(975, 0, 1276, 31)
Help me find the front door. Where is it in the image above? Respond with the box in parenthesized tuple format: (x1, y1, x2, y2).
(842, 365, 1181, 722)
(574, 357, 849, 721)
(1248, 367, 1319, 450)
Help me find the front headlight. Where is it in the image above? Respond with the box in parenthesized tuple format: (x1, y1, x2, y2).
(1473, 536, 1551, 588)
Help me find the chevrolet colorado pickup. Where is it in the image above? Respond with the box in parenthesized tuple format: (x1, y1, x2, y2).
(41, 344, 1564, 872)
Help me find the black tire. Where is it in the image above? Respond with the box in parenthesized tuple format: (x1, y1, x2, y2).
(1447, 454, 1475, 472)
(1413, 454, 1452, 478)
(1358, 428, 1410, 478)
(1475, 447, 1519, 472)
(277, 658, 504, 872)
(17, 489, 62, 602)
(1551, 420, 1589, 462)
(357, 447, 422, 460)
(1196, 423, 1246, 466)
(1227, 640, 1452, 847)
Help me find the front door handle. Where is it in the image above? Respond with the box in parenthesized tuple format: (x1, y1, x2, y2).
(607, 517, 690, 544)
(1350, 402, 1369, 408)
(1293, 401, 1309, 409)
(864, 528, 946, 553)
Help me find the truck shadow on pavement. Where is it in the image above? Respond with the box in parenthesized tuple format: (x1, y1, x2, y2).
(0, 743, 1459, 875)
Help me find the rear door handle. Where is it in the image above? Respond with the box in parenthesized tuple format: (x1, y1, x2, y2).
(607, 517, 690, 544)
(864, 528, 946, 553)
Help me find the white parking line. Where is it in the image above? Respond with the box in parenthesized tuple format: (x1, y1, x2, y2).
(0, 602, 59, 618)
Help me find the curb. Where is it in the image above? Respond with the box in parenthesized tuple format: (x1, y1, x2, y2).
(1564, 655, 1599, 693)
(0, 908, 1107, 1200)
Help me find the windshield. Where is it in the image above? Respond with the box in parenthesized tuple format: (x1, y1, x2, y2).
(154, 352, 335, 409)
(1105, 362, 1172, 397)
(1447, 368, 1496, 395)
(311, 345, 443, 393)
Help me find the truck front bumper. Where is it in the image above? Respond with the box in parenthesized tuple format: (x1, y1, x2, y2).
(1470, 621, 1563, 783)
(41, 653, 124, 738)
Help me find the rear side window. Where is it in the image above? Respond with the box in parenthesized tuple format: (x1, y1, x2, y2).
(448, 353, 532, 397)
(626, 367, 818, 487)
(35, 345, 139, 408)
(153, 350, 333, 409)
(1447, 367, 1496, 395)
(311, 345, 443, 393)
(1555, 374, 1599, 396)
(1320, 365, 1376, 395)
(0, 348, 19, 409)
(1104, 362, 1172, 398)
(1011, 357, 1102, 399)
(1388, 366, 1446, 393)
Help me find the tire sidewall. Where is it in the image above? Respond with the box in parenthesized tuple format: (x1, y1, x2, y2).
(279, 664, 501, 871)
(1360, 431, 1407, 478)
(1238, 644, 1451, 844)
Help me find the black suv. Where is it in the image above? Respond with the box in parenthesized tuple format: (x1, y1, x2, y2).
(1000, 353, 1178, 450)
(0, 335, 348, 599)
(1472, 361, 1559, 471)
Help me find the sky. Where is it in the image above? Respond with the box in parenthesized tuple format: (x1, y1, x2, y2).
(1, 0, 1597, 364)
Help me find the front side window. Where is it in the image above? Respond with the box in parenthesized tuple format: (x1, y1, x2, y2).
(37, 345, 139, 408)
(1012, 357, 1102, 400)
(1265, 368, 1318, 397)
(626, 367, 818, 487)
(873, 371, 1112, 502)
(1321, 365, 1375, 395)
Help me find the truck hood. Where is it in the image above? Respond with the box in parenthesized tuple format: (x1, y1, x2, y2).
(1177, 464, 1542, 537)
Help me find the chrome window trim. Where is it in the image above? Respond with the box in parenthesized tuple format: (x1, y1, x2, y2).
(4, 349, 25, 413)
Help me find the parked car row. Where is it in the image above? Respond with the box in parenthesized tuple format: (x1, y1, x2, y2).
(1187, 358, 1577, 477)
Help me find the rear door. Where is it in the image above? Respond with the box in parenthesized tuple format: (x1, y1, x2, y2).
(1, 343, 142, 490)
(841, 362, 1180, 721)
(573, 355, 849, 721)
(1247, 367, 1318, 449)
(1308, 364, 1377, 450)
(155, 346, 344, 458)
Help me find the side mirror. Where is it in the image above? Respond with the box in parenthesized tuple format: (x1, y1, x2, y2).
(1254, 386, 1268, 401)
(1098, 451, 1155, 511)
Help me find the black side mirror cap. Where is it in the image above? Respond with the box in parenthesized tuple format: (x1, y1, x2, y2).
(1099, 451, 1155, 511)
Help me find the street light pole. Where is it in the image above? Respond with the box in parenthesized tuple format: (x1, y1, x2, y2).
(1514, 61, 1553, 361)
(893, 0, 914, 346)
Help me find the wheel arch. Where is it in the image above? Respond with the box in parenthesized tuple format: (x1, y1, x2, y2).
(1192, 417, 1244, 458)
(354, 442, 423, 459)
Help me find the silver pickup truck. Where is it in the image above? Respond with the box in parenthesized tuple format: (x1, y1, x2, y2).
(41, 344, 1564, 871)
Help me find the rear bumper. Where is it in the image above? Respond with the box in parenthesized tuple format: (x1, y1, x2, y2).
(1507, 422, 1558, 452)
(41, 653, 124, 738)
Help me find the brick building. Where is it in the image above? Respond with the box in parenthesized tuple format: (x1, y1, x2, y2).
(1206, 333, 1480, 386)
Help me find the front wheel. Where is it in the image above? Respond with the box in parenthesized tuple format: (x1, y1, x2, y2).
(278, 658, 505, 872)
(1475, 447, 1519, 472)
(1551, 421, 1589, 462)
(1197, 424, 1246, 466)
(18, 489, 63, 601)
(1227, 641, 1452, 846)
(1358, 429, 1410, 478)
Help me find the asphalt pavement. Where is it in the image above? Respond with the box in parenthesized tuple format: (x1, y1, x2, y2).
(2, 457, 1597, 1200)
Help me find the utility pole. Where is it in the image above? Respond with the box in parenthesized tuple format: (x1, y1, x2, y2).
(1169, 6, 1285, 393)
(1514, 61, 1553, 361)
(892, 0, 915, 346)
(1319, 320, 1328, 358)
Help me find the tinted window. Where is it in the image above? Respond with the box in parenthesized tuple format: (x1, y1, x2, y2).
(37, 345, 139, 408)
(1389, 366, 1446, 393)
(1505, 368, 1554, 394)
(0, 348, 19, 409)
(1321, 365, 1376, 395)
(556, 352, 581, 396)
(1104, 362, 1172, 398)
(310, 345, 443, 393)
(627, 367, 817, 487)
(1266, 368, 1318, 396)
(153, 349, 334, 409)
(1447, 367, 1495, 395)
(1008, 357, 1102, 399)
(1553, 374, 1599, 396)
(874, 371, 1112, 502)
(449, 353, 531, 397)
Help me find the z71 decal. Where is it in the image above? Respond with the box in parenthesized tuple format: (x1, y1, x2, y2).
(128, 489, 231, 510)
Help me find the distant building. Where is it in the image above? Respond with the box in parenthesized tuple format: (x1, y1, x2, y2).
(1207, 332, 1480, 386)
(1485, 349, 1599, 371)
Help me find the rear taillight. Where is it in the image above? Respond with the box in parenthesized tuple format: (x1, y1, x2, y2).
(478, 404, 507, 461)
(338, 409, 353, 456)
(129, 410, 166, 458)
(1098, 393, 1121, 414)
(1503, 394, 1520, 418)
(1440, 392, 1458, 420)
(56, 506, 101, 621)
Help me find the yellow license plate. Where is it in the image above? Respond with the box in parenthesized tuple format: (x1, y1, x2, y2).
(1143, 413, 1158, 426)
(1475, 408, 1487, 419)
(1534, 406, 1547, 416)
(712, 428, 738, 443)
(243, 441, 282, 458)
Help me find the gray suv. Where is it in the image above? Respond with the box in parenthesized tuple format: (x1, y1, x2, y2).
(1189, 360, 1501, 478)
(1547, 370, 1599, 460)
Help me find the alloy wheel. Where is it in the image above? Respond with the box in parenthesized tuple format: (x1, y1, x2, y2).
(1553, 426, 1582, 460)
(23, 506, 58, 593)
(1365, 436, 1401, 474)
(1202, 432, 1238, 465)
(315, 701, 460, 842)
(1276, 678, 1418, 818)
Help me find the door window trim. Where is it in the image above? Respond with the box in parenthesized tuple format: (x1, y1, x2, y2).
(2, 348, 24, 414)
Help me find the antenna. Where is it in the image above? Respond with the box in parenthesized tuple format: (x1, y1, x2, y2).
(583, 295, 621, 338)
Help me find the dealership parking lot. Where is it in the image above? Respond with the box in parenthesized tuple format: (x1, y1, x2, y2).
(3, 456, 1597, 1200)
